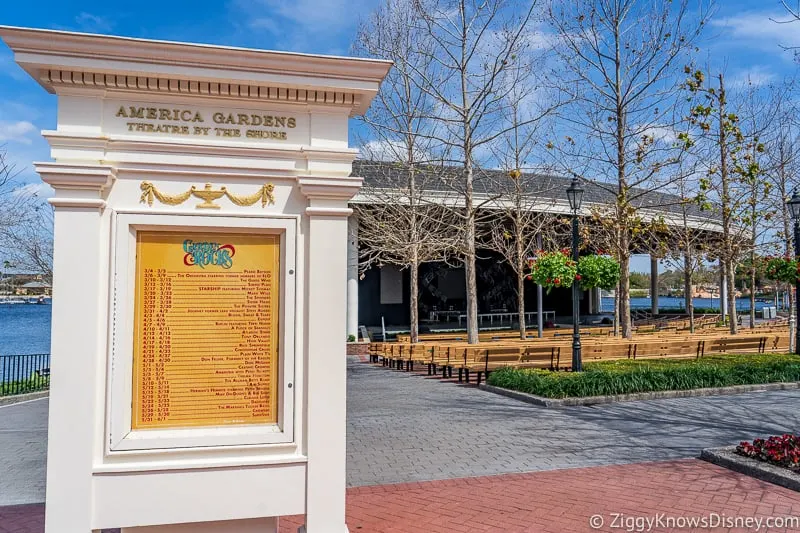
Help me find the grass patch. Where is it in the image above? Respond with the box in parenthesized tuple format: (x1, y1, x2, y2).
(0, 376, 50, 396)
(486, 354, 800, 399)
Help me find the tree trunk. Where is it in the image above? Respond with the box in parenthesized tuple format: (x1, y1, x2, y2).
(464, 158, 479, 344)
(613, 283, 620, 337)
(410, 259, 419, 344)
(613, 18, 632, 340)
(716, 74, 737, 335)
(619, 235, 632, 338)
(727, 260, 738, 334)
(516, 226, 526, 339)
(791, 285, 796, 352)
(749, 259, 756, 330)
(684, 252, 694, 333)
(518, 269, 526, 339)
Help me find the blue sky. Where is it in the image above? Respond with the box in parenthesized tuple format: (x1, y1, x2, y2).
(1, 0, 799, 272)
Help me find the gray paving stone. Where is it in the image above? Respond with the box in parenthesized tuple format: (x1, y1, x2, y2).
(0, 398, 48, 506)
(345, 359, 800, 487)
(4, 359, 800, 505)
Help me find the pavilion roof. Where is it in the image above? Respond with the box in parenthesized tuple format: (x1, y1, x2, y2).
(352, 160, 709, 220)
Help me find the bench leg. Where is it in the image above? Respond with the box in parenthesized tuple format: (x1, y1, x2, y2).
(448, 366, 453, 378)
(465, 369, 470, 383)
(432, 364, 437, 374)
(427, 363, 432, 376)
(442, 365, 448, 378)
(476, 372, 483, 386)
(458, 367, 463, 382)
(410, 361, 414, 372)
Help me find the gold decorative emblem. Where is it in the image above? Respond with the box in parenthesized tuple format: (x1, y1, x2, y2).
(140, 182, 275, 210)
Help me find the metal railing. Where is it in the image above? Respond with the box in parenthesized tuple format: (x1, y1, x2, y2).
(0, 353, 51, 396)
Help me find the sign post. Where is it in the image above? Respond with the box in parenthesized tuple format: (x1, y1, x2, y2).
(0, 26, 390, 533)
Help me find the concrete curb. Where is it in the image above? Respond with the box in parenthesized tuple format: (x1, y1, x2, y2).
(478, 381, 800, 407)
(0, 391, 49, 407)
(701, 446, 800, 492)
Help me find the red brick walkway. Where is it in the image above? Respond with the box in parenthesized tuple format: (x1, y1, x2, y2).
(5, 460, 800, 532)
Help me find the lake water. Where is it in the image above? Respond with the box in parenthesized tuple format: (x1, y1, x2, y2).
(0, 296, 781, 355)
(0, 303, 52, 355)
(601, 296, 777, 314)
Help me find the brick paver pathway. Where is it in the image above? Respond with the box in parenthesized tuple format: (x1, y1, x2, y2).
(5, 460, 800, 532)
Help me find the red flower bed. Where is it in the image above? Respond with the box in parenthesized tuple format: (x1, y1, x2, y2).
(736, 434, 800, 471)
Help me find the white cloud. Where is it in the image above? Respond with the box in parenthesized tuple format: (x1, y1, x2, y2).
(710, 11, 800, 57)
(74, 12, 114, 34)
(229, 0, 377, 53)
(640, 125, 679, 146)
(729, 65, 777, 88)
(12, 182, 53, 199)
(0, 121, 37, 144)
(0, 51, 29, 82)
(360, 139, 426, 162)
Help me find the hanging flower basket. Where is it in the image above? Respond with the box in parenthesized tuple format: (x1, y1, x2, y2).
(577, 254, 621, 291)
(764, 256, 800, 285)
(527, 250, 577, 293)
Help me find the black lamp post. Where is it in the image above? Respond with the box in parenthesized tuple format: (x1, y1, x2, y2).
(566, 176, 584, 372)
(787, 189, 800, 355)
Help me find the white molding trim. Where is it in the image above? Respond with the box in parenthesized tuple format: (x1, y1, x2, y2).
(48, 198, 106, 209)
(35, 162, 115, 190)
(0, 26, 392, 115)
(42, 131, 359, 171)
(298, 177, 362, 203)
(305, 207, 354, 217)
(35, 162, 115, 209)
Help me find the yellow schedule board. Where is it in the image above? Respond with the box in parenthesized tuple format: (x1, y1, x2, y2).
(132, 231, 279, 430)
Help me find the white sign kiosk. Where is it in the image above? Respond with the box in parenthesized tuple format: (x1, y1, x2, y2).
(0, 27, 390, 533)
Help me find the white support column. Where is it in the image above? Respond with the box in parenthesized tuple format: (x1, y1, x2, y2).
(36, 163, 114, 533)
(299, 177, 362, 533)
(346, 214, 359, 340)
(650, 256, 659, 316)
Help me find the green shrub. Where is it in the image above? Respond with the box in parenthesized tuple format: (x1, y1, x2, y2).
(486, 354, 800, 398)
(0, 376, 50, 396)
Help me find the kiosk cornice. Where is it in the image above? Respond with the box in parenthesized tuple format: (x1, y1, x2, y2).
(299, 176, 362, 217)
(0, 26, 392, 115)
(35, 162, 115, 209)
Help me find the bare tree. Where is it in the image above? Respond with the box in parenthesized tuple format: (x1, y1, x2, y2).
(764, 97, 800, 344)
(354, 0, 458, 342)
(546, 0, 712, 338)
(780, 1, 800, 22)
(485, 171, 559, 338)
(0, 148, 52, 280)
(684, 71, 785, 333)
(482, 67, 563, 339)
(661, 169, 711, 333)
(407, 0, 546, 343)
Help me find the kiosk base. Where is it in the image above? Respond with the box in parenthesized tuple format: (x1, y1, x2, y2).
(122, 518, 277, 533)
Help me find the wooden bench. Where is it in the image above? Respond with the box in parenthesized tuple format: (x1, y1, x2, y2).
(583, 342, 635, 363)
(632, 340, 703, 360)
(766, 334, 790, 353)
(706, 336, 767, 354)
(460, 345, 563, 385)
